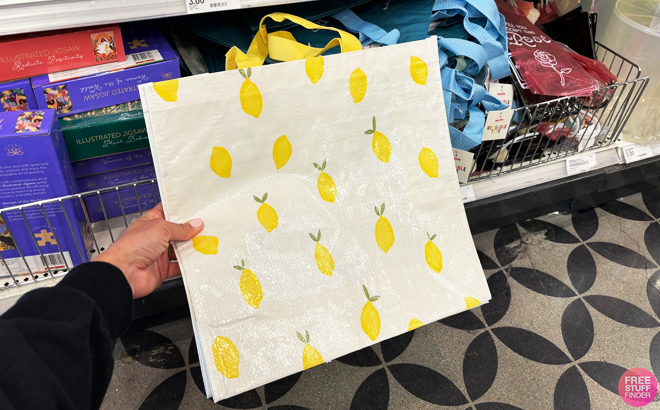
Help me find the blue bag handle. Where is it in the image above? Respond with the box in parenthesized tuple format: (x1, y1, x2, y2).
(332, 9, 401, 46)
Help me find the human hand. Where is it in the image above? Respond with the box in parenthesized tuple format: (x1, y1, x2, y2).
(95, 203, 203, 299)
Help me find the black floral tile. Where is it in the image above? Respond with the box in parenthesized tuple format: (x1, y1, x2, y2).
(101, 190, 660, 410)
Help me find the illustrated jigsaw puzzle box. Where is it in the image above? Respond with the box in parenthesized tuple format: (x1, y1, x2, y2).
(72, 148, 153, 178)
(0, 79, 38, 112)
(0, 25, 125, 82)
(0, 110, 90, 279)
(77, 163, 158, 222)
(32, 23, 179, 117)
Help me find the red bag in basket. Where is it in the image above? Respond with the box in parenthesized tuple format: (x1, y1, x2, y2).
(498, 0, 599, 97)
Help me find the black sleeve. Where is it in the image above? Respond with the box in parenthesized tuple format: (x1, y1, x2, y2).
(0, 261, 133, 410)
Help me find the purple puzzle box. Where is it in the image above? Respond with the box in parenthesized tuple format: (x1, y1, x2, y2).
(0, 110, 91, 279)
(71, 147, 153, 178)
(31, 22, 180, 117)
(77, 163, 158, 222)
(0, 78, 38, 112)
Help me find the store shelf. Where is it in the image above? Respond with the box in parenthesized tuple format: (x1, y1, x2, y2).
(0, 0, 315, 36)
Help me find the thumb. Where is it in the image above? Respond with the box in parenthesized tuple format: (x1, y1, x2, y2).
(163, 218, 204, 242)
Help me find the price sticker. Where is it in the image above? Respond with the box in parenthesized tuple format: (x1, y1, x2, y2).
(453, 148, 474, 184)
(622, 144, 654, 164)
(460, 184, 476, 202)
(566, 153, 598, 175)
(482, 109, 514, 141)
(488, 83, 514, 108)
(186, 0, 241, 14)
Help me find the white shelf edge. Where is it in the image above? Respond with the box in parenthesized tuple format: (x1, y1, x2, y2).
(0, 0, 316, 36)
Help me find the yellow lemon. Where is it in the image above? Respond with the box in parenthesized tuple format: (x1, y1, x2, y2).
(212, 336, 240, 379)
(153, 79, 179, 102)
(273, 135, 292, 170)
(297, 330, 324, 370)
(254, 193, 278, 232)
(374, 203, 394, 253)
(233, 259, 263, 309)
(210, 146, 232, 178)
(314, 160, 337, 203)
(465, 297, 481, 309)
(365, 117, 391, 163)
(239, 68, 263, 118)
(419, 148, 439, 178)
(361, 285, 381, 341)
(310, 230, 334, 276)
(305, 56, 324, 84)
(425, 233, 443, 273)
(408, 318, 424, 331)
(410, 56, 429, 85)
(349, 68, 367, 103)
(192, 236, 219, 255)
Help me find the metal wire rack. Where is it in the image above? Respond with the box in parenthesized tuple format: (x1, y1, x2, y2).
(0, 180, 160, 292)
(467, 42, 649, 182)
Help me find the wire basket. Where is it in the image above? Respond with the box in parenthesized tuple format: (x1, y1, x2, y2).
(0, 180, 160, 291)
(467, 42, 649, 182)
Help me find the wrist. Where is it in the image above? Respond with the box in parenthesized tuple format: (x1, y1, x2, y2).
(94, 247, 135, 295)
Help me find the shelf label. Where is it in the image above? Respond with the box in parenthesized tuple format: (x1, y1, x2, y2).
(453, 148, 474, 184)
(566, 153, 598, 175)
(460, 184, 476, 202)
(186, 0, 241, 14)
(482, 109, 514, 141)
(488, 83, 514, 108)
(622, 144, 654, 164)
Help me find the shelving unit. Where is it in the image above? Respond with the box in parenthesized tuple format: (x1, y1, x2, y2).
(0, 0, 315, 35)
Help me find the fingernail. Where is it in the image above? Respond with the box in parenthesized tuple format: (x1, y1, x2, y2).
(189, 218, 203, 228)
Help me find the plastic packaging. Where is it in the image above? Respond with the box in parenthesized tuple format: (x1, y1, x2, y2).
(602, 0, 660, 142)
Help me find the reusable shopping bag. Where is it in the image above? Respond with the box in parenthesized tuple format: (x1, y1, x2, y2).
(140, 13, 491, 402)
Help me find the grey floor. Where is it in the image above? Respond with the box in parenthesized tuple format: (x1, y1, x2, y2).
(101, 190, 660, 410)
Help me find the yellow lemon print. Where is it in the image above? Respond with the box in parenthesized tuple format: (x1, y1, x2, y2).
(153, 79, 179, 102)
(410, 56, 429, 85)
(313, 159, 337, 203)
(212, 336, 240, 379)
(361, 285, 381, 341)
(408, 318, 424, 331)
(419, 148, 439, 178)
(305, 56, 324, 84)
(465, 297, 481, 309)
(239, 68, 263, 118)
(297, 330, 324, 370)
(425, 233, 443, 273)
(254, 193, 278, 232)
(309, 230, 334, 277)
(374, 203, 395, 253)
(233, 259, 263, 309)
(273, 135, 292, 170)
(210, 146, 232, 178)
(364, 116, 391, 163)
(349, 68, 367, 103)
(192, 236, 219, 255)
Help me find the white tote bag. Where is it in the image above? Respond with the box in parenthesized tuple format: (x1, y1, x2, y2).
(140, 13, 490, 402)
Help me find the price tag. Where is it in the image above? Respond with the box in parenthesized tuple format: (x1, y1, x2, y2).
(453, 148, 474, 184)
(186, 0, 241, 14)
(482, 109, 514, 141)
(460, 184, 476, 202)
(566, 153, 598, 175)
(622, 144, 654, 164)
(488, 83, 514, 108)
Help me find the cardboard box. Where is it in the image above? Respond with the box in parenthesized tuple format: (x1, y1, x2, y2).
(59, 106, 149, 161)
(77, 163, 158, 222)
(0, 110, 91, 279)
(32, 23, 179, 117)
(0, 79, 38, 112)
(0, 25, 125, 82)
(72, 148, 153, 178)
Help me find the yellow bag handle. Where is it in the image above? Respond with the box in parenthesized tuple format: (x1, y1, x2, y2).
(226, 12, 362, 70)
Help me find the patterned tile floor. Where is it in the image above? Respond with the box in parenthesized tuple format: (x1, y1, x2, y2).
(101, 190, 660, 410)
